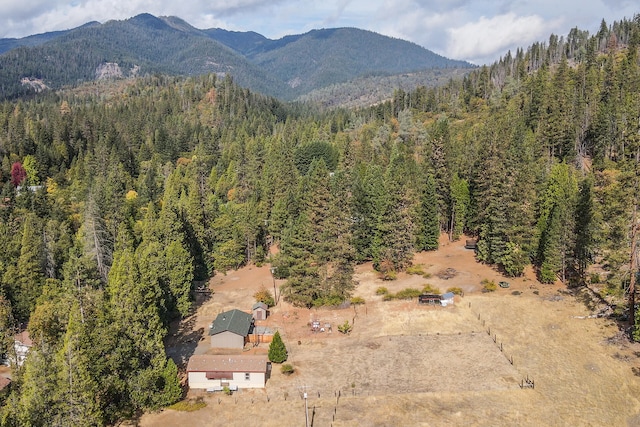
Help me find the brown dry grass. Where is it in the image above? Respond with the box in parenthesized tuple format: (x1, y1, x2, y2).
(142, 235, 640, 427)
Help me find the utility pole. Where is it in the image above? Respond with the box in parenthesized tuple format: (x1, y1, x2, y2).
(304, 392, 309, 427)
(298, 384, 310, 427)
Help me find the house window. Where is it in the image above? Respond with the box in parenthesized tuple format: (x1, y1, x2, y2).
(245, 373, 250, 380)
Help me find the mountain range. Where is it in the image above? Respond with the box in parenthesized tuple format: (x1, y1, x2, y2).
(0, 13, 475, 103)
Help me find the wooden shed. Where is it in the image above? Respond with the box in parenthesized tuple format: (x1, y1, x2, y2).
(418, 294, 441, 305)
(252, 302, 268, 320)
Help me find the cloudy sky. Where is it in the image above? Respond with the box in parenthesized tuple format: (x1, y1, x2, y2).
(0, 0, 637, 64)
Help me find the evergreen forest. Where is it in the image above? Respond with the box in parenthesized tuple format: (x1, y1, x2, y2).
(1, 14, 640, 426)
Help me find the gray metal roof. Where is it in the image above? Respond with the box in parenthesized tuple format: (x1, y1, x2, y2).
(252, 302, 268, 310)
(209, 309, 253, 337)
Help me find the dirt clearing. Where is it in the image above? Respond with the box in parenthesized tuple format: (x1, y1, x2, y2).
(143, 236, 640, 426)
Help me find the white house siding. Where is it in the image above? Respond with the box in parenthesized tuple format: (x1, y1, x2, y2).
(188, 371, 266, 389)
(211, 330, 245, 348)
(188, 372, 214, 389)
(232, 371, 265, 388)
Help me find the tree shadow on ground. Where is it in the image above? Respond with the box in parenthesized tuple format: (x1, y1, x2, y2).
(165, 289, 212, 368)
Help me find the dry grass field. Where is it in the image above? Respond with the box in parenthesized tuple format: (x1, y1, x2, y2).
(141, 236, 640, 427)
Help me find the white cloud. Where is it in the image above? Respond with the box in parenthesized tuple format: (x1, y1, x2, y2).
(0, 0, 639, 64)
(446, 13, 559, 63)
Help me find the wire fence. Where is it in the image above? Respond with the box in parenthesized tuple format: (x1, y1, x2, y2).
(468, 301, 535, 391)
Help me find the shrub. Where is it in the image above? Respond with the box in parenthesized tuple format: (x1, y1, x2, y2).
(253, 286, 275, 307)
(422, 284, 441, 294)
(337, 320, 352, 334)
(395, 288, 422, 300)
(446, 287, 463, 296)
(350, 296, 365, 305)
(310, 294, 345, 307)
(379, 270, 397, 281)
(168, 399, 207, 412)
(375, 287, 389, 295)
(406, 264, 426, 275)
(481, 279, 497, 293)
(324, 295, 345, 306)
(281, 364, 295, 375)
(377, 258, 397, 280)
(539, 264, 557, 284)
(589, 272, 602, 284)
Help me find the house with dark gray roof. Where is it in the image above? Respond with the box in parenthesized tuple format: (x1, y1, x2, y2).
(209, 309, 254, 349)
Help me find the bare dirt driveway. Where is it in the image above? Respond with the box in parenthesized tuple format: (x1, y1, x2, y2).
(142, 235, 640, 427)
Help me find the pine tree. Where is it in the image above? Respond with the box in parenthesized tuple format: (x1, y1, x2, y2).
(536, 163, 579, 283)
(0, 296, 15, 363)
(374, 144, 415, 271)
(53, 304, 103, 426)
(81, 195, 112, 284)
(449, 173, 470, 241)
(415, 172, 439, 251)
(164, 240, 194, 317)
(17, 344, 58, 426)
(429, 118, 451, 230)
(268, 331, 287, 363)
(351, 163, 386, 260)
(14, 214, 46, 320)
(324, 169, 356, 300)
(573, 177, 596, 283)
(128, 356, 182, 410)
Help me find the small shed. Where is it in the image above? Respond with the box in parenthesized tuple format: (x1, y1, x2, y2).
(465, 239, 477, 250)
(209, 309, 254, 349)
(187, 354, 268, 390)
(252, 302, 268, 320)
(441, 292, 455, 306)
(419, 294, 441, 305)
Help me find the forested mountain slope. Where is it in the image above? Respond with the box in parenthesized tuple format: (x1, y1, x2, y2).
(0, 13, 640, 426)
(0, 22, 101, 55)
(220, 27, 473, 98)
(0, 14, 287, 100)
(0, 14, 474, 102)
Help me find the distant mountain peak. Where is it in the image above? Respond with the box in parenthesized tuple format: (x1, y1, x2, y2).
(127, 13, 172, 31)
(0, 13, 474, 103)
